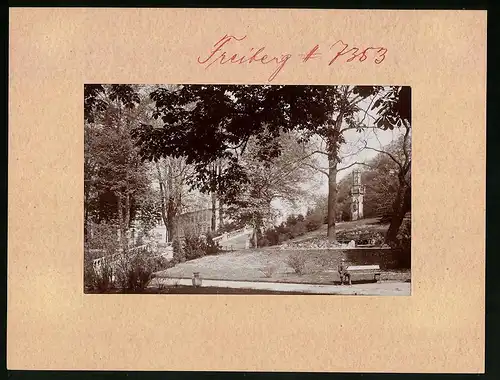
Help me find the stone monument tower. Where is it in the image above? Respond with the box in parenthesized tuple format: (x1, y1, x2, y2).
(350, 168, 365, 221)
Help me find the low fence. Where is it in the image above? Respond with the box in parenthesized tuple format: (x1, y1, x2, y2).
(92, 243, 156, 272)
(91, 226, 253, 272)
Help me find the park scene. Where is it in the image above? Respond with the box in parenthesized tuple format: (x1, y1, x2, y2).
(84, 84, 411, 295)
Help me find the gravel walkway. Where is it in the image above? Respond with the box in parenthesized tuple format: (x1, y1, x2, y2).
(149, 277, 411, 295)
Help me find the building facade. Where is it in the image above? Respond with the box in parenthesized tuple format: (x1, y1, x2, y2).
(176, 208, 221, 238)
(151, 207, 223, 243)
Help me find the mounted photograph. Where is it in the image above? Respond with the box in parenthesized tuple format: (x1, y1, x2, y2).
(84, 84, 411, 295)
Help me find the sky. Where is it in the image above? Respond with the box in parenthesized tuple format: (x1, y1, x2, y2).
(272, 96, 404, 222)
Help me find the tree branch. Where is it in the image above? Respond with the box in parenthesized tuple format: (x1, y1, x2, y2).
(402, 119, 411, 166)
(337, 161, 375, 172)
(363, 142, 404, 172)
(354, 94, 377, 126)
(302, 163, 329, 177)
(317, 149, 330, 156)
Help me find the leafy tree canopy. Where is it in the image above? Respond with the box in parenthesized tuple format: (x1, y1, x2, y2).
(372, 86, 411, 128)
(131, 85, 381, 201)
(84, 84, 141, 123)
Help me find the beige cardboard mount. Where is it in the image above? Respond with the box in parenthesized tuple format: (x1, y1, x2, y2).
(8, 8, 486, 372)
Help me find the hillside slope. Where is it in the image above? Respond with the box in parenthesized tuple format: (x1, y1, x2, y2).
(287, 218, 389, 244)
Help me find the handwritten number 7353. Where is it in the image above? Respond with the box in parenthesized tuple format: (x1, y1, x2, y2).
(303, 41, 387, 65)
(197, 35, 388, 82)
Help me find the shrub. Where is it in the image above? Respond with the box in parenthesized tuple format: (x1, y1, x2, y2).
(86, 222, 119, 255)
(370, 232, 385, 246)
(286, 214, 298, 227)
(286, 253, 306, 275)
(183, 233, 206, 260)
(383, 218, 411, 268)
(305, 212, 324, 232)
(265, 229, 280, 246)
(172, 239, 185, 263)
(205, 232, 222, 255)
(396, 219, 411, 251)
(250, 236, 257, 249)
(260, 264, 277, 278)
(278, 233, 289, 244)
(84, 257, 114, 292)
(136, 230, 145, 246)
(216, 221, 246, 235)
(340, 210, 351, 222)
(95, 265, 114, 292)
(114, 249, 168, 292)
(257, 236, 270, 247)
(129, 255, 153, 291)
(84, 260, 96, 291)
(275, 222, 289, 236)
(290, 221, 307, 238)
(150, 255, 173, 272)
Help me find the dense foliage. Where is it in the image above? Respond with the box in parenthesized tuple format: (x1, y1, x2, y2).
(85, 85, 161, 248)
(254, 210, 325, 248)
(131, 84, 410, 241)
(132, 85, 379, 201)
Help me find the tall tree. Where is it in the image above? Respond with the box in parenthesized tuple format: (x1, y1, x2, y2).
(153, 157, 192, 242)
(84, 84, 150, 250)
(224, 133, 318, 244)
(364, 86, 412, 244)
(217, 159, 224, 227)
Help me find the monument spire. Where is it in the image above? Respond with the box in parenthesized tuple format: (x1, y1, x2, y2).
(350, 164, 365, 221)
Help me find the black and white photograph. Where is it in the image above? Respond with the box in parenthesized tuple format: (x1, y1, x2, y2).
(84, 84, 411, 295)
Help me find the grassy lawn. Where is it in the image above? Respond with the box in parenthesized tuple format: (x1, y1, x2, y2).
(286, 219, 388, 246)
(156, 248, 410, 284)
(153, 219, 410, 285)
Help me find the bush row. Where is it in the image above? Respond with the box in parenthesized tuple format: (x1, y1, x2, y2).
(172, 232, 222, 264)
(84, 247, 172, 293)
(254, 212, 324, 247)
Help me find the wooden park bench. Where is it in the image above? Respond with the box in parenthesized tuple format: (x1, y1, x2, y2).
(340, 264, 381, 285)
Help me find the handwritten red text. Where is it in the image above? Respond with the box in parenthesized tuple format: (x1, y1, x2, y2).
(197, 34, 292, 82)
(197, 35, 389, 82)
(328, 40, 387, 65)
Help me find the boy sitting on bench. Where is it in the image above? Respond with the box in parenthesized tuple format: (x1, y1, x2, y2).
(338, 258, 351, 285)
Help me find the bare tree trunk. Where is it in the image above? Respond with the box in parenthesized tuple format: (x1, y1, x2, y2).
(218, 199, 224, 228)
(155, 162, 169, 242)
(385, 185, 411, 245)
(326, 113, 343, 242)
(253, 216, 258, 248)
(117, 194, 125, 252)
(167, 202, 176, 243)
(384, 119, 412, 245)
(327, 154, 338, 242)
(210, 163, 217, 232)
(217, 161, 224, 228)
(166, 160, 174, 242)
(211, 191, 217, 232)
(161, 194, 168, 243)
(124, 191, 130, 249)
(124, 154, 131, 247)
